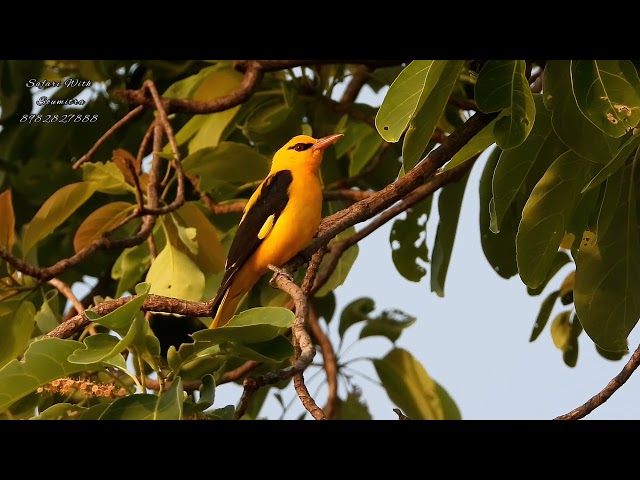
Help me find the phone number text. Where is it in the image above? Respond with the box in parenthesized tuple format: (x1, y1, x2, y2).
(20, 114, 99, 124)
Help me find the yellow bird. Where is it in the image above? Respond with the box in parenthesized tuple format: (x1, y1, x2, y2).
(209, 133, 343, 328)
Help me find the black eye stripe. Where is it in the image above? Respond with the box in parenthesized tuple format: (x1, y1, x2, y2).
(288, 142, 313, 152)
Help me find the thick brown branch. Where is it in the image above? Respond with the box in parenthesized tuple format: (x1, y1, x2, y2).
(555, 343, 640, 420)
(234, 265, 324, 420)
(45, 293, 213, 339)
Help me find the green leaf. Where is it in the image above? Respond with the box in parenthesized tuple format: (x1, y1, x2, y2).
(81, 161, 135, 195)
(86, 282, 150, 336)
(68, 313, 147, 364)
(0, 301, 35, 369)
(220, 335, 294, 363)
(563, 313, 583, 368)
(550, 310, 572, 350)
(0, 338, 103, 414)
(373, 348, 451, 420)
(183, 374, 216, 416)
(338, 297, 375, 340)
(182, 142, 270, 196)
(314, 227, 359, 297)
(390, 197, 431, 282)
(359, 309, 416, 343)
(112, 243, 151, 298)
(475, 60, 535, 149)
(526, 251, 572, 296)
(335, 390, 372, 420)
(441, 116, 498, 172)
(574, 162, 640, 353)
(376, 60, 446, 143)
(146, 243, 205, 302)
(491, 94, 568, 233)
(431, 168, 471, 297)
(99, 377, 184, 420)
(34, 289, 61, 335)
(390, 199, 432, 280)
(31, 403, 88, 420)
(570, 60, 640, 138)
(73, 201, 135, 253)
(544, 60, 622, 163)
(22, 181, 96, 255)
(171, 202, 225, 273)
(582, 133, 640, 193)
(530, 289, 559, 342)
(402, 60, 465, 170)
(342, 121, 384, 177)
(516, 150, 599, 288)
(478, 146, 519, 278)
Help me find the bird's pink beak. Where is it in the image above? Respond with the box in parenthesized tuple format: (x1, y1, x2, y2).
(312, 133, 344, 152)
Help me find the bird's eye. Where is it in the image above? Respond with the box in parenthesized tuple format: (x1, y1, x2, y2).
(290, 142, 313, 152)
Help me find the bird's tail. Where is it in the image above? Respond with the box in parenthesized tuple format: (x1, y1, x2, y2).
(209, 268, 258, 328)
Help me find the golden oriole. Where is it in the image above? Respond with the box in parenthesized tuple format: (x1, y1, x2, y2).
(208, 133, 343, 328)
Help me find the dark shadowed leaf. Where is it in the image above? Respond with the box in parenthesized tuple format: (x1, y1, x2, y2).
(360, 309, 416, 343)
(338, 297, 375, 340)
(335, 389, 372, 420)
(390, 197, 431, 282)
(530, 289, 559, 342)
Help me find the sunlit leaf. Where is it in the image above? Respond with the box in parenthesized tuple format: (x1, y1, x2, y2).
(23, 182, 96, 255)
(550, 310, 572, 350)
(81, 161, 135, 195)
(582, 133, 640, 193)
(32, 403, 88, 420)
(112, 242, 151, 298)
(373, 348, 455, 420)
(146, 243, 205, 302)
(85, 282, 150, 337)
(376, 60, 445, 142)
(314, 227, 359, 297)
(402, 60, 465, 170)
(34, 289, 60, 335)
(491, 94, 568, 233)
(441, 116, 498, 172)
(335, 390, 372, 420)
(517, 150, 599, 288)
(570, 60, 640, 138)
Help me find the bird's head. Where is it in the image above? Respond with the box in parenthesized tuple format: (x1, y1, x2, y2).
(271, 133, 343, 172)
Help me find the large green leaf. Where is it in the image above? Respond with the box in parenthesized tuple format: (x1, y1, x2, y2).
(73, 201, 135, 253)
(517, 150, 599, 289)
(373, 347, 458, 420)
(22, 181, 97, 255)
(0, 338, 102, 414)
(390, 197, 431, 282)
(526, 251, 572, 296)
(112, 242, 151, 298)
(441, 115, 498, 173)
(574, 162, 640, 352)
(491, 94, 568, 233)
(475, 60, 536, 149)
(98, 377, 184, 420)
(146, 242, 205, 302)
(431, 168, 471, 297)
(375, 60, 446, 143)
(0, 301, 35, 369)
(544, 60, 622, 164)
(570, 60, 640, 138)
(478, 146, 519, 279)
(402, 60, 465, 170)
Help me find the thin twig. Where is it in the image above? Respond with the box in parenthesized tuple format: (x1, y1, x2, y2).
(555, 343, 640, 420)
(308, 303, 339, 419)
(47, 278, 84, 315)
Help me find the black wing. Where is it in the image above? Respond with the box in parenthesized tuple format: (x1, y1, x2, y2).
(210, 169, 293, 310)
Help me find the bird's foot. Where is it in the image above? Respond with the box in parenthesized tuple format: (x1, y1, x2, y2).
(268, 264, 294, 287)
